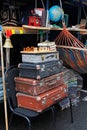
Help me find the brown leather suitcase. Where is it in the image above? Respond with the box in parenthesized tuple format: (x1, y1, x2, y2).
(15, 72, 64, 96)
(16, 84, 68, 112)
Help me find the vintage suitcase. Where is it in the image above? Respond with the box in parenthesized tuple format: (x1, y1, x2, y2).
(15, 72, 64, 96)
(16, 84, 68, 112)
(21, 51, 59, 63)
(18, 60, 63, 79)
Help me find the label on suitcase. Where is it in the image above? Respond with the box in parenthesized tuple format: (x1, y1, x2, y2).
(15, 72, 64, 95)
(16, 84, 68, 112)
(18, 60, 63, 79)
(21, 51, 59, 63)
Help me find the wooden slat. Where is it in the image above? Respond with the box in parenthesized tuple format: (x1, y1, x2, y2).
(22, 25, 51, 30)
(57, 45, 87, 51)
(3, 26, 23, 32)
(2, 25, 87, 34)
(23, 25, 87, 32)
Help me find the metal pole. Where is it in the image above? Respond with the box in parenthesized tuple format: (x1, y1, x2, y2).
(6, 48, 10, 69)
(46, 0, 49, 27)
(77, 1, 82, 40)
(46, 0, 49, 40)
(0, 26, 8, 130)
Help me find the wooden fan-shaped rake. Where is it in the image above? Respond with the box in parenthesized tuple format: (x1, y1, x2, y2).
(55, 28, 87, 74)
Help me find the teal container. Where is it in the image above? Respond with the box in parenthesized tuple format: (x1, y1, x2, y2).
(53, 14, 69, 28)
(54, 14, 69, 27)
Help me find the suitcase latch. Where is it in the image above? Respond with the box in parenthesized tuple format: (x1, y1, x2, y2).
(42, 98, 46, 105)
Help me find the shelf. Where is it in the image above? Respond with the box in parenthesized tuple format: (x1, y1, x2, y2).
(22, 25, 63, 32)
(23, 25, 87, 31)
(2, 25, 87, 35)
(2, 26, 24, 35)
(22, 25, 87, 34)
(23, 25, 51, 30)
(22, 25, 51, 34)
(66, 27, 87, 34)
(3, 26, 50, 34)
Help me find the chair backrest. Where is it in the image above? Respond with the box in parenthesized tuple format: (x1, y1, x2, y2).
(5, 66, 19, 109)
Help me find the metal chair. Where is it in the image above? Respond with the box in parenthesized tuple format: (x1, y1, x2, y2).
(5, 66, 56, 130)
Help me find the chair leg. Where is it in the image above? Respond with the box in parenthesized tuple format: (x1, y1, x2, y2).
(24, 116, 32, 130)
(9, 112, 14, 128)
(69, 98, 73, 123)
(16, 113, 32, 130)
(51, 106, 57, 130)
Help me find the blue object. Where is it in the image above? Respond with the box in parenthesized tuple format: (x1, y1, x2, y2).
(0, 90, 3, 97)
(49, 5, 63, 22)
(0, 25, 2, 31)
(0, 84, 3, 90)
(85, 40, 87, 46)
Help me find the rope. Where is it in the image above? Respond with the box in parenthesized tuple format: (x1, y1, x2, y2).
(35, 0, 37, 8)
(41, 0, 45, 9)
(35, 0, 45, 9)
(59, 0, 66, 28)
(55, 28, 85, 48)
(82, 4, 87, 28)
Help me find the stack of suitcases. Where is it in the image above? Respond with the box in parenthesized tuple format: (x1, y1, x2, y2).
(15, 42, 68, 112)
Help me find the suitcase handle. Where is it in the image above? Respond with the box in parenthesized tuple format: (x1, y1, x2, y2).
(52, 94, 61, 101)
(45, 54, 55, 59)
(46, 79, 57, 86)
